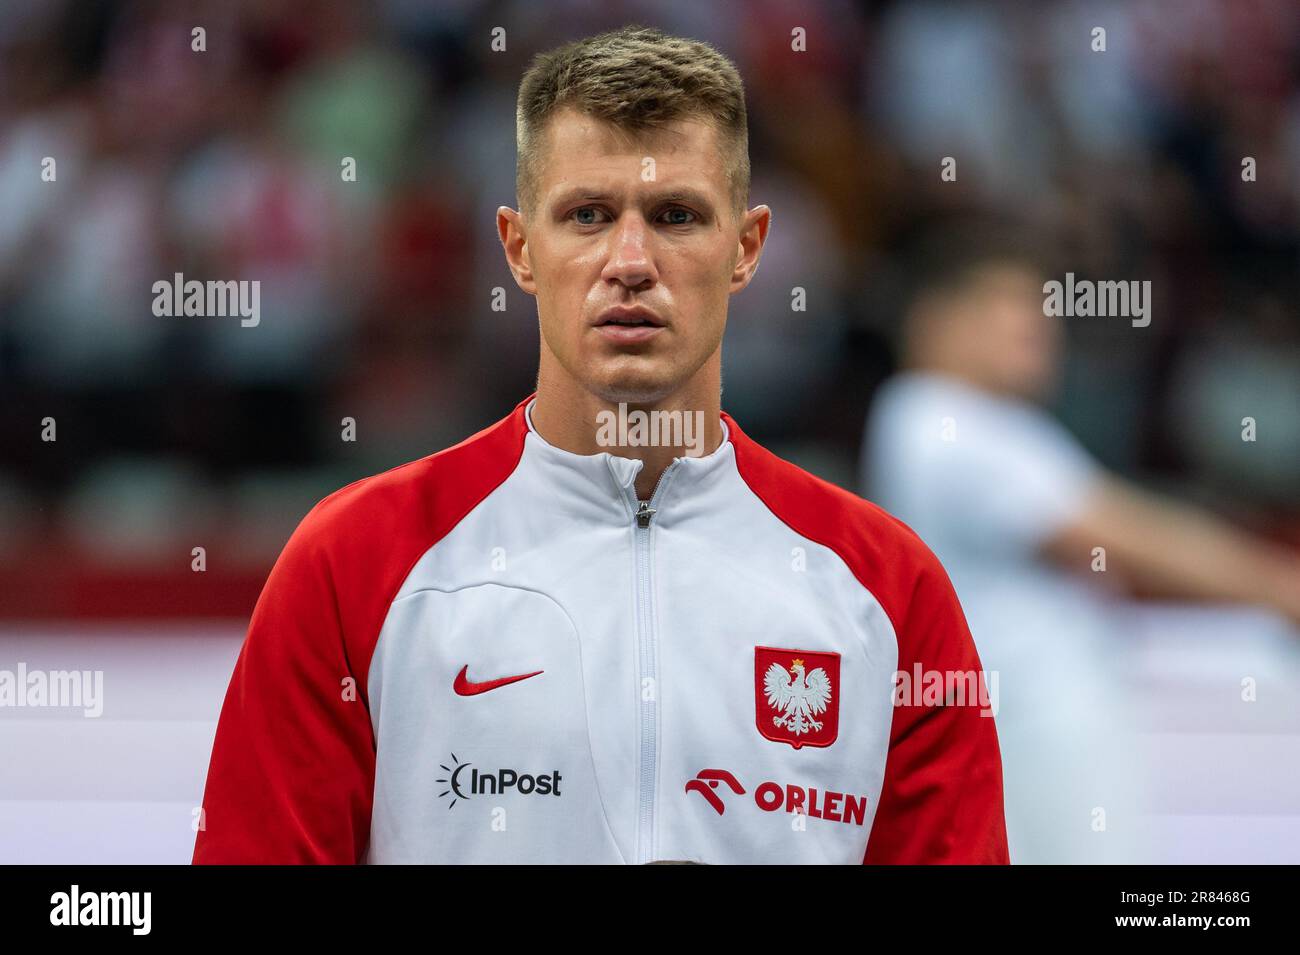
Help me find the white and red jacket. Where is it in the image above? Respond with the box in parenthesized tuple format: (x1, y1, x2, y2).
(193, 395, 1008, 864)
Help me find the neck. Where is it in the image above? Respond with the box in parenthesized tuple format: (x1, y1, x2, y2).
(908, 351, 996, 396)
(532, 355, 724, 499)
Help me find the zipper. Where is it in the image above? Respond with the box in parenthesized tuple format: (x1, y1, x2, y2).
(629, 460, 679, 864)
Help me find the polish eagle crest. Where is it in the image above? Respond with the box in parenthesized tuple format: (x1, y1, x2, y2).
(763, 657, 833, 738)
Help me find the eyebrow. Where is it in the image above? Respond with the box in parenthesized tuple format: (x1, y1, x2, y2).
(548, 186, 716, 211)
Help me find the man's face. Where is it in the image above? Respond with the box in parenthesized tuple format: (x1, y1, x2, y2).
(970, 264, 1063, 400)
(499, 107, 768, 404)
(930, 263, 1063, 401)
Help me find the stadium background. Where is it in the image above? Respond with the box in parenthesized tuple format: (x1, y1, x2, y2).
(1, 0, 1297, 862)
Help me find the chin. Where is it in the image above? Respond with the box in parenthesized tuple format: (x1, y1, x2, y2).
(584, 359, 680, 405)
(588, 378, 676, 406)
(1008, 370, 1058, 404)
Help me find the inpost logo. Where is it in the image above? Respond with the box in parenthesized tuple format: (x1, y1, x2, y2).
(437, 753, 562, 809)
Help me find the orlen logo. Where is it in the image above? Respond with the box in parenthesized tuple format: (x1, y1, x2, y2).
(685, 768, 869, 826)
(683, 769, 746, 814)
(437, 753, 563, 809)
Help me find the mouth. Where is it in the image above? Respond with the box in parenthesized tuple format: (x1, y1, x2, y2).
(593, 306, 665, 344)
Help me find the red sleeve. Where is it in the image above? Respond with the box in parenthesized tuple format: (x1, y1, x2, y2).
(192, 400, 529, 864)
(722, 410, 1009, 865)
(862, 551, 1009, 864)
(192, 506, 377, 864)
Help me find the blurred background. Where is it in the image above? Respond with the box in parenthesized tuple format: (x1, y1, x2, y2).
(0, 0, 1297, 863)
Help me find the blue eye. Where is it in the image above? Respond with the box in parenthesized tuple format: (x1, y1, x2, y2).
(568, 206, 697, 226)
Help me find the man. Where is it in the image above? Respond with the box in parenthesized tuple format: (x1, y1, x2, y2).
(862, 228, 1300, 862)
(193, 26, 1007, 865)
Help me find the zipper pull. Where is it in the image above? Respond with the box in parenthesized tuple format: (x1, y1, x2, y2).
(635, 501, 656, 529)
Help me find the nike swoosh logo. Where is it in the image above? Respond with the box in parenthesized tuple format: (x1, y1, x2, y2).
(453, 664, 544, 696)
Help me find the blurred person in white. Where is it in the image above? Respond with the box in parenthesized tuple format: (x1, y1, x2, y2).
(861, 227, 1300, 863)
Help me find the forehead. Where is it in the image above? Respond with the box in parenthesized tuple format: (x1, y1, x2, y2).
(535, 107, 729, 203)
(968, 263, 1043, 297)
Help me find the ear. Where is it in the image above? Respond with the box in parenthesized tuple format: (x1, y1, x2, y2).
(497, 206, 537, 295)
(730, 204, 772, 293)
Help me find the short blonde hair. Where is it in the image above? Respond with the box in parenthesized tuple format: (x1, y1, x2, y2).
(515, 25, 750, 218)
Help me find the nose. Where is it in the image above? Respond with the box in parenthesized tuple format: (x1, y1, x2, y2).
(600, 212, 658, 290)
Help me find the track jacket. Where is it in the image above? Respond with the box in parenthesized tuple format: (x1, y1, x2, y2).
(193, 394, 1009, 864)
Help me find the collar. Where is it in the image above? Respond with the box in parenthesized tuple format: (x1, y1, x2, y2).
(518, 395, 736, 517)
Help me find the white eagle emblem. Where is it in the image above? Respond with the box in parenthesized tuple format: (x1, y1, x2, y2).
(763, 658, 833, 738)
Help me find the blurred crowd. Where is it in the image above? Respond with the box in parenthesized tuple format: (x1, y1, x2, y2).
(1, 0, 1297, 598)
